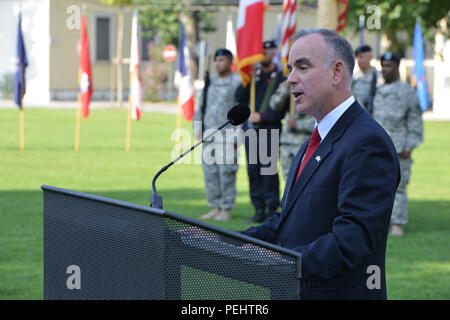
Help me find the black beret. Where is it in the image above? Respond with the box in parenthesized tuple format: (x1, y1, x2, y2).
(380, 51, 401, 65)
(355, 44, 372, 56)
(263, 40, 277, 49)
(214, 48, 233, 59)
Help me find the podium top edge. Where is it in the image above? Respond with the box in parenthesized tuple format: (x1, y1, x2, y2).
(41, 185, 166, 216)
(41, 185, 302, 260)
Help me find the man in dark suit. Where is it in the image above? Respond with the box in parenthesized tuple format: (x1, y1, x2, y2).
(240, 29, 400, 300)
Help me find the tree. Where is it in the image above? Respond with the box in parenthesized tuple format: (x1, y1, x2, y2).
(133, 0, 217, 79)
(346, 0, 450, 56)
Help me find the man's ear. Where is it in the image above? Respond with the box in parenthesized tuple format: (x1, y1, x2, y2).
(332, 60, 345, 86)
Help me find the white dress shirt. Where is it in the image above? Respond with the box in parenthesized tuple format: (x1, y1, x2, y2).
(315, 95, 355, 142)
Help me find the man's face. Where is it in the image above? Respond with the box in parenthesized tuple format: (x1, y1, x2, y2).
(381, 60, 399, 83)
(356, 51, 372, 71)
(261, 48, 276, 67)
(214, 55, 233, 75)
(286, 34, 334, 119)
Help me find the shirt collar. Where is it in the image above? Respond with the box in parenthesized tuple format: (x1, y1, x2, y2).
(315, 95, 355, 141)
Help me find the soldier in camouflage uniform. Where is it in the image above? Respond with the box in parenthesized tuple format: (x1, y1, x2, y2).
(269, 83, 315, 180)
(352, 45, 382, 115)
(193, 49, 242, 221)
(372, 52, 423, 236)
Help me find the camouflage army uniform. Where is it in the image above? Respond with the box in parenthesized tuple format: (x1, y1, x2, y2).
(372, 79, 423, 225)
(193, 72, 242, 211)
(352, 67, 382, 114)
(269, 85, 315, 180)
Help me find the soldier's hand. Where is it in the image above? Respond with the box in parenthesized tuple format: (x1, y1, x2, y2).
(249, 112, 261, 123)
(287, 118, 297, 129)
(399, 149, 411, 159)
(250, 64, 257, 77)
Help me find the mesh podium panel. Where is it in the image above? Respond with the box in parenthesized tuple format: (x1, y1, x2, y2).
(43, 186, 301, 300)
(164, 218, 300, 300)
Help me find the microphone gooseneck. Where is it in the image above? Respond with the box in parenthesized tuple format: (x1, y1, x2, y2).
(150, 103, 250, 209)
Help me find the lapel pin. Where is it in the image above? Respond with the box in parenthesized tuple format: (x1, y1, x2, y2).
(315, 155, 321, 162)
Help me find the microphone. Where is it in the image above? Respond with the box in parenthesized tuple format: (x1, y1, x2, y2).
(150, 103, 250, 209)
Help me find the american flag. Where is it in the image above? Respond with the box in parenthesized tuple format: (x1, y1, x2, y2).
(280, 0, 297, 75)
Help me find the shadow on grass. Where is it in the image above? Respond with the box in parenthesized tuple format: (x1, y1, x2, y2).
(1, 189, 448, 299)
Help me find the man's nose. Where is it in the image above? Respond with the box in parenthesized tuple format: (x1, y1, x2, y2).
(286, 70, 297, 86)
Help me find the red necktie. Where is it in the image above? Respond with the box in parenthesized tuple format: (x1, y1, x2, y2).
(295, 127, 321, 183)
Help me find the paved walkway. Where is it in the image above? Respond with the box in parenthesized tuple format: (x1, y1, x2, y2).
(0, 99, 179, 114)
(1, 99, 449, 121)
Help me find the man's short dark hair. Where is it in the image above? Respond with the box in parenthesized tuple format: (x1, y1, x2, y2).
(293, 29, 355, 77)
(355, 44, 372, 56)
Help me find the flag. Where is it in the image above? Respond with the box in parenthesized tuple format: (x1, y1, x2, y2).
(236, 0, 267, 87)
(226, 16, 237, 57)
(14, 12, 28, 108)
(280, 0, 297, 75)
(78, 14, 92, 118)
(274, 14, 282, 69)
(129, 10, 143, 120)
(412, 21, 429, 111)
(226, 16, 237, 72)
(317, 0, 348, 32)
(175, 18, 194, 122)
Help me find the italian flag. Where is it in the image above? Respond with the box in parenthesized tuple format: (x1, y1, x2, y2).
(236, 0, 268, 87)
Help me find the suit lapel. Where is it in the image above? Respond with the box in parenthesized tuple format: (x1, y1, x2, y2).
(281, 141, 308, 207)
(277, 102, 363, 229)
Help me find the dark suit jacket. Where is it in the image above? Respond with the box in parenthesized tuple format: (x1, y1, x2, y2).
(241, 101, 400, 300)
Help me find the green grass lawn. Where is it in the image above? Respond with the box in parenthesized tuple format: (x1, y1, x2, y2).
(0, 108, 448, 299)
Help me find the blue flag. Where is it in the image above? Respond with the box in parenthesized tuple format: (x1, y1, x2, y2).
(413, 22, 429, 111)
(14, 12, 28, 108)
(274, 22, 282, 69)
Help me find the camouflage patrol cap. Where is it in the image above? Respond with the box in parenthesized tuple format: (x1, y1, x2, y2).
(380, 51, 401, 65)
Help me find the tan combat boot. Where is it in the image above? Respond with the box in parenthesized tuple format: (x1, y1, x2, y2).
(214, 209, 231, 221)
(389, 224, 404, 236)
(199, 207, 220, 220)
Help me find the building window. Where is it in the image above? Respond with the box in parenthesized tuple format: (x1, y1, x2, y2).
(96, 16, 111, 61)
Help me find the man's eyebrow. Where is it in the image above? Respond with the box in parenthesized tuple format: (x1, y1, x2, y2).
(294, 57, 313, 67)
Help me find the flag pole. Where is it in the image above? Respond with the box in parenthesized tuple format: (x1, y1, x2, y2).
(74, 92, 82, 152)
(125, 94, 132, 152)
(250, 75, 256, 113)
(19, 108, 25, 151)
(175, 102, 182, 153)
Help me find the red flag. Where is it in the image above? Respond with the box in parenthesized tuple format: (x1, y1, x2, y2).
(78, 14, 92, 118)
(336, 0, 349, 32)
(236, 0, 266, 87)
(175, 18, 194, 122)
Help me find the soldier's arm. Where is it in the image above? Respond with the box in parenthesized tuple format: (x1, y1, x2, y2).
(269, 85, 290, 112)
(235, 83, 249, 105)
(405, 88, 424, 152)
(260, 105, 288, 124)
(193, 90, 204, 123)
(259, 86, 289, 124)
(295, 116, 316, 133)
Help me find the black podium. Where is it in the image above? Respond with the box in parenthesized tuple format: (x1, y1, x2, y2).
(43, 185, 302, 300)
